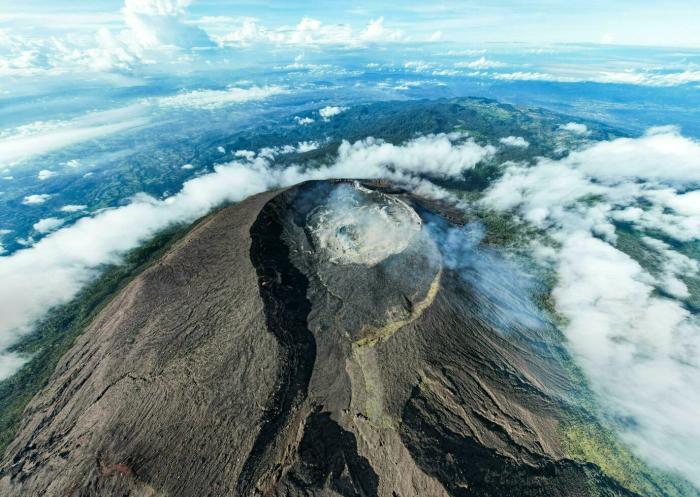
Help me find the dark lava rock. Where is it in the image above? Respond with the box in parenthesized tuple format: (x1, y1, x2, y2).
(0, 180, 640, 497)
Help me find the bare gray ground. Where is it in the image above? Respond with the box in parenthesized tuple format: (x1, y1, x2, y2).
(0, 180, 640, 497)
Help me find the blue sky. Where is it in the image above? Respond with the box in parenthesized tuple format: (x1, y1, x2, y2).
(1, 0, 699, 47)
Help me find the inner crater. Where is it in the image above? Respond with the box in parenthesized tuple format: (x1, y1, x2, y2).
(281, 181, 442, 345)
(307, 182, 422, 266)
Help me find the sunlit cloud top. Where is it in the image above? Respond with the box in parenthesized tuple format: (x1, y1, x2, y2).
(1, 0, 699, 77)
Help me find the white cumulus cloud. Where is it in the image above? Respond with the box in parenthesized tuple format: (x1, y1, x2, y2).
(156, 85, 286, 110)
(22, 194, 51, 205)
(0, 0, 213, 75)
(32, 217, 65, 234)
(319, 105, 347, 120)
(499, 136, 530, 148)
(215, 16, 403, 48)
(454, 56, 505, 69)
(37, 169, 57, 180)
(122, 0, 214, 50)
(560, 122, 590, 135)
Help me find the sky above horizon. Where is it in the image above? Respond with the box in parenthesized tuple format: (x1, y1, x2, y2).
(2, 0, 699, 48)
(2, 0, 700, 89)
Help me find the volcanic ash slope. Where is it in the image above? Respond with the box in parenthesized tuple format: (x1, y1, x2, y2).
(0, 180, 639, 497)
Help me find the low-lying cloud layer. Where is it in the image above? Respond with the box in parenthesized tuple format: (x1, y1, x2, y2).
(0, 86, 286, 169)
(0, 105, 149, 168)
(483, 127, 700, 486)
(155, 85, 286, 110)
(401, 58, 700, 89)
(332, 133, 495, 178)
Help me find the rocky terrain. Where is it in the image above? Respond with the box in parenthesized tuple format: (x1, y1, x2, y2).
(0, 180, 644, 496)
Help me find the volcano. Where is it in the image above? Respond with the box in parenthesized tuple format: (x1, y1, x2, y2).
(0, 180, 639, 497)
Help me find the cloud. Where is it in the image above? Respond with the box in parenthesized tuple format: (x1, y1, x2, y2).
(0, 86, 282, 169)
(641, 236, 698, 299)
(403, 60, 433, 72)
(596, 70, 700, 87)
(553, 234, 700, 483)
(560, 122, 590, 135)
(454, 56, 505, 69)
(122, 0, 214, 50)
(482, 127, 700, 486)
(0, 0, 213, 75)
(156, 85, 287, 110)
(358, 17, 403, 44)
(233, 149, 253, 160)
(499, 136, 529, 148)
(428, 30, 443, 42)
(271, 17, 347, 45)
(215, 16, 403, 48)
(22, 194, 51, 205)
(37, 169, 57, 180)
(431, 219, 548, 335)
(0, 230, 9, 255)
(481, 70, 579, 83)
(319, 106, 347, 120)
(309, 182, 421, 266)
(233, 141, 320, 162)
(60, 204, 87, 213)
(243, 141, 320, 158)
(600, 33, 616, 44)
(123, 0, 192, 16)
(570, 127, 700, 182)
(466, 67, 700, 88)
(0, 161, 276, 377)
(0, 105, 149, 167)
(294, 116, 314, 125)
(295, 141, 319, 153)
(210, 17, 261, 46)
(391, 80, 427, 91)
(329, 133, 495, 179)
(32, 217, 65, 234)
(0, 132, 491, 379)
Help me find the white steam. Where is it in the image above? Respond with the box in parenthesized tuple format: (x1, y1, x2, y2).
(308, 183, 421, 265)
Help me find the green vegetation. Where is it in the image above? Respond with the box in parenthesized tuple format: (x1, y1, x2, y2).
(562, 412, 698, 497)
(0, 222, 193, 454)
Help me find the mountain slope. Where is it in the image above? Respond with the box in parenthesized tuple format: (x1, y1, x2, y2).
(0, 180, 643, 497)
